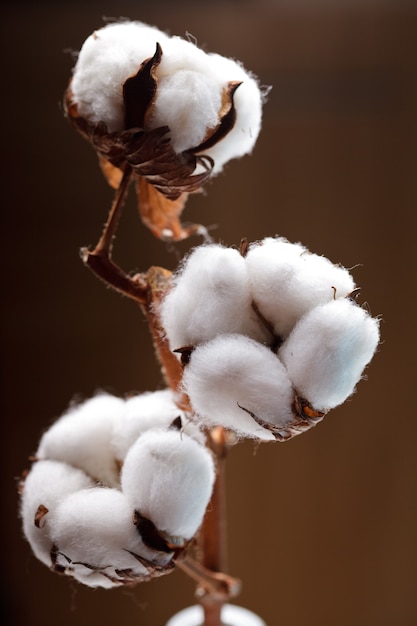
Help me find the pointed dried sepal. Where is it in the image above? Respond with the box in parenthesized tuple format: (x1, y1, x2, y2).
(190, 81, 241, 154)
(123, 43, 162, 130)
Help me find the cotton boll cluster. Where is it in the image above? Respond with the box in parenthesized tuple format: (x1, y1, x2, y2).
(69, 20, 263, 172)
(20, 390, 215, 588)
(160, 237, 380, 441)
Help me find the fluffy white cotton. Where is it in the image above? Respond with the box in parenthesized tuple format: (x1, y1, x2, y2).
(198, 52, 264, 172)
(148, 69, 222, 154)
(37, 393, 124, 487)
(160, 244, 267, 350)
(182, 334, 295, 441)
(49, 487, 173, 588)
(246, 237, 355, 339)
(71, 21, 169, 132)
(71, 21, 263, 170)
(111, 389, 204, 461)
(121, 429, 215, 540)
(20, 460, 94, 568)
(279, 299, 380, 411)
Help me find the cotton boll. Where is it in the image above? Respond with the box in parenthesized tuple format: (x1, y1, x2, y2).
(246, 238, 355, 338)
(20, 460, 94, 568)
(71, 21, 263, 174)
(279, 299, 380, 411)
(160, 244, 267, 351)
(182, 334, 295, 441)
(111, 389, 204, 461)
(71, 21, 169, 132)
(37, 394, 124, 487)
(121, 429, 215, 541)
(49, 487, 173, 588)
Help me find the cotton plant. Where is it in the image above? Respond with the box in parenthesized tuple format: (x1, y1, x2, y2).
(19, 18, 380, 626)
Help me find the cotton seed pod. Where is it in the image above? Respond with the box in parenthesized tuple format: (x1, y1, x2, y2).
(66, 20, 264, 240)
(182, 333, 296, 441)
(121, 429, 215, 542)
(111, 389, 205, 462)
(37, 394, 124, 487)
(279, 298, 380, 411)
(48, 487, 174, 588)
(20, 460, 94, 569)
(160, 245, 268, 351)
(246, 237, 355, 339)
(69, 20, 262, 171)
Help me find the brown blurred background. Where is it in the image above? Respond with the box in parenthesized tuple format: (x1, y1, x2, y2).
(1, 1, 416, 625)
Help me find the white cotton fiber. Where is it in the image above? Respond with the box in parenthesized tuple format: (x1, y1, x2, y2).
(71, 21, 263, 171)
(111, 389, 204, 461)
(279, 299, 380, 411)
(182, 334, 295, 441)
(121, 429, 215, 540)
(20, 460, 94, 568)
(160, 244, 267, 350)
(37, 394, 124, 487)
(246, 238, 355, 338)
(49, 487, 172, 588)
(148, 70, 222, 154)
(71, 21, 169, 132)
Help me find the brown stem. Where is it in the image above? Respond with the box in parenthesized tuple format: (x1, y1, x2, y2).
(176, 556, 240, 601)
(95, 166, 132, 256)
(197, 427, 234, 626)
(81, 166, 149, 303)
(140, 266, 188, 400)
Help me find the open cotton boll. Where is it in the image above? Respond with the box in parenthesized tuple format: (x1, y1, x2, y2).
(111, 389, 204, 461)
(71, 21, 263, 172)
(279, 299, 380, 411)
(37, 394, 124, 487)
(121, 429, 215, 541)
(246, 238, 355, 338)
(71, 21, 169, 132)
(182, 334, 295, 441)
(20, 460, 94, 568)
(49, 487, 172, 588)
(160, 244, 267, 350)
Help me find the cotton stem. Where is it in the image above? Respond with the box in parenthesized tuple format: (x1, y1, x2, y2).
(197, 427, 237, 626)
(81, 167, 148, 303)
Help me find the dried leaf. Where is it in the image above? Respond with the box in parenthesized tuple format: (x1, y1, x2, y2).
(98, 155, 123, 189)
(136, 177, 199, 240)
